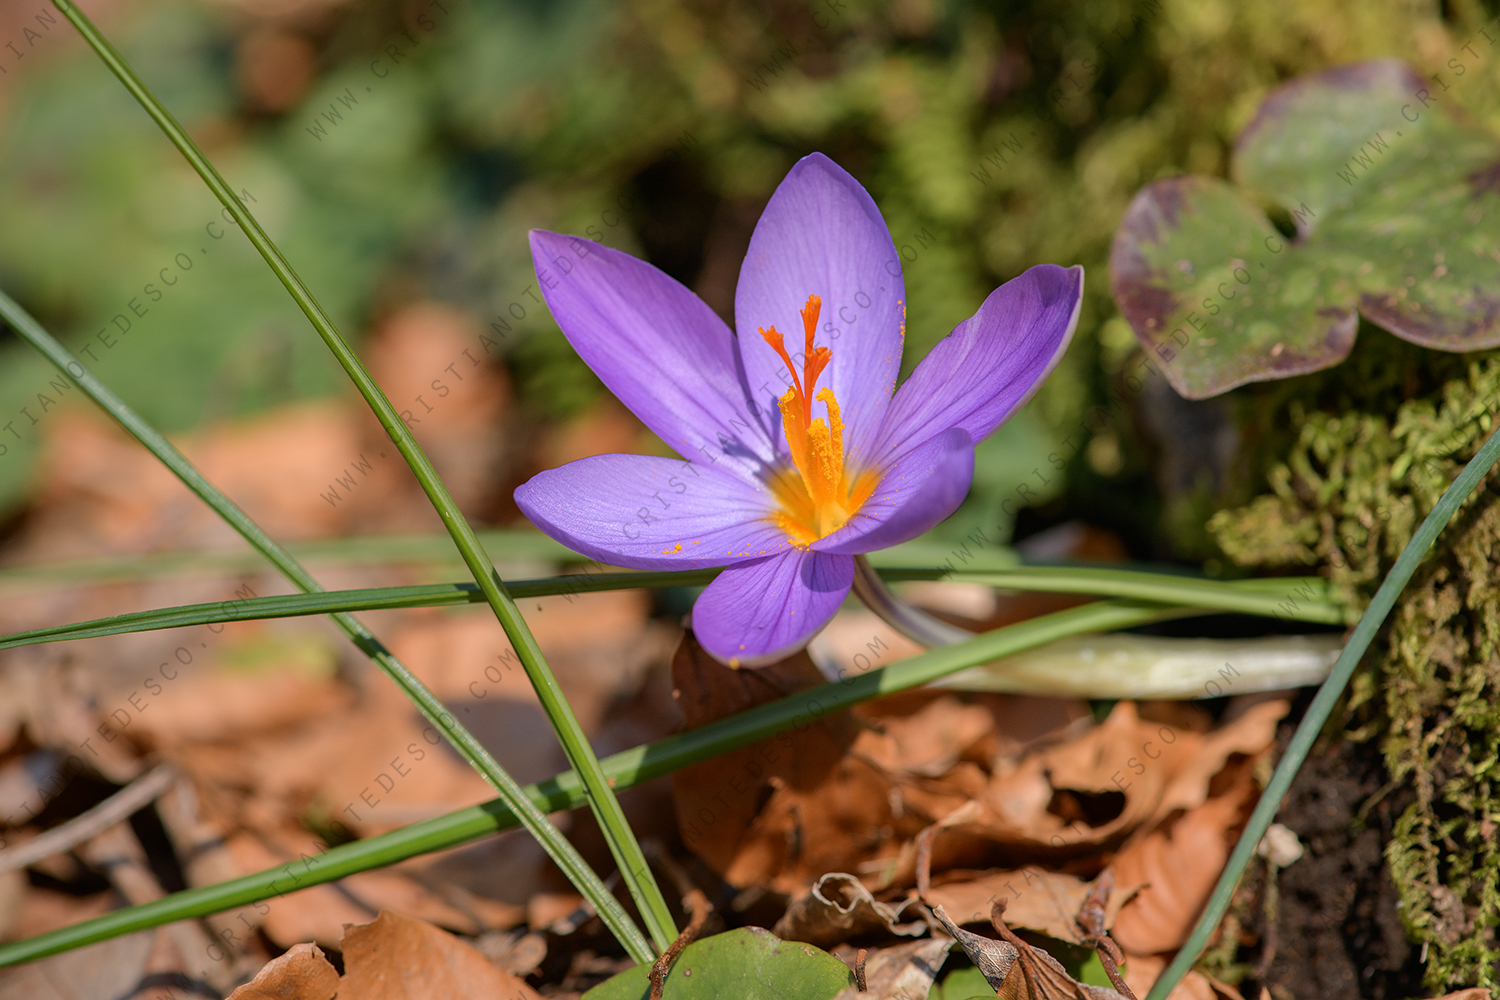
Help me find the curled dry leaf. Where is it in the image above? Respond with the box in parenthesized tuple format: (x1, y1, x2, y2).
(932, 904, 1123, 1000)
(776, 873, 929, 948)
(671, 634, 1094, 895)
(226, 942, 340, 1000)
(670, 635, 879, 891)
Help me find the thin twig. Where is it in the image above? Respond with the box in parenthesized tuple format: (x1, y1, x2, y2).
(642, 843, 713, 1000)
(0, 764, 176, 874)
(1072, 869, 1138, 1000)
(855, 947, 868, 991)
(648, 890, 710, 999)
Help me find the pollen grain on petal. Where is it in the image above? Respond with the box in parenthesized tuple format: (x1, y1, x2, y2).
(660, 542, 683, 554)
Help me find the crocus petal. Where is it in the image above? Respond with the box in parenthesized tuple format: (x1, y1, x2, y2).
(813, 427, 975, 555)
(514, 453, 793, 570)
(873, 264, 1082, 462)
(691, 549, 855, 666)
(734, 153, 906, 466)
(530, 230, 777, 480)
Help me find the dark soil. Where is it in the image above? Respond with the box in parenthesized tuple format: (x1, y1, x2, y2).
(1244, 722, 1426, 1000)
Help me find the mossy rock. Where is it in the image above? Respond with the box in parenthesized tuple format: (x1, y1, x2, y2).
(1209, 354, 1500, 992)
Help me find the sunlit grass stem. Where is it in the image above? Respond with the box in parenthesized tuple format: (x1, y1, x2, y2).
(50, 0, 678, 952)
(0, 598, 1208, 967)
(0, 288, 653, 964)
(0, 572, 1344, 650)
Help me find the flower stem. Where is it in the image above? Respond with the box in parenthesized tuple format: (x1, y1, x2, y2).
(851, 555, 973, 646)
(51, 0, 676, 954)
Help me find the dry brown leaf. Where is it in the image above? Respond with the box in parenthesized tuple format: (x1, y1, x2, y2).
(932, 904, 1122, 999)
(1436, 990, 1494, 1000)
(670, 635, 876, 889)
(1119, 954, 1235, 1000)
(895, 698, 1287, 876)
(923, 868, 1137, 945)
(338, 909, 544, 1000)
(227, 942, 340, 1000)
(360, 304, 513, 517)
(229, 912, 542, 1000)
(831, 937, 954, 1000)
(1110, 755, 1264, 954)
(131, 666, 352, 749)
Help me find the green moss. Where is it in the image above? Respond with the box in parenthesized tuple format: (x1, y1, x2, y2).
(1209, 355, 1500, 991)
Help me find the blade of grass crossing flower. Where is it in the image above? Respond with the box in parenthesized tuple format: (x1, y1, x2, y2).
(0, 574, 1344, 650)
(1145, 423, 1500, 1000)
(0, 530, 578, 590)
(50, 0, 678, 951)
(0, 291, 653, 965)
(0, 598, 1208, 967)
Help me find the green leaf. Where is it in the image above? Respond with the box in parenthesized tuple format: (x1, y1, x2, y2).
(581, 928, 854, 999)
(1110, 59, 1500, 399)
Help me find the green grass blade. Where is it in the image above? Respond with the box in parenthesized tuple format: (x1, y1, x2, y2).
(0, 597, 1207, 967)
(1144, 424, 1500, 1000)
(0, 310, 649, 956)
(51, 0, 676, 950)
(0, 573, 1343, 651)
(0, 530, 579, 590)
(878, 566, 1344, 623)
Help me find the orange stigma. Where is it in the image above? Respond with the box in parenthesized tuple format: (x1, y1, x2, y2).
(758, 295, 879, 544)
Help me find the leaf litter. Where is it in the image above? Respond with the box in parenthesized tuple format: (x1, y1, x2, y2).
(0, 307, 1487, 997)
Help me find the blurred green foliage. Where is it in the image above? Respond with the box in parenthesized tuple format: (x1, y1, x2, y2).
(3, 0, 1499, 545)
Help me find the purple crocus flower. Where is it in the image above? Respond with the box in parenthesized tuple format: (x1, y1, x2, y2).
(516, 153, 1082, 666)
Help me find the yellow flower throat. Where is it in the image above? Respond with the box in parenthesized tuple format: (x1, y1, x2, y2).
(759, 295, 880, 545)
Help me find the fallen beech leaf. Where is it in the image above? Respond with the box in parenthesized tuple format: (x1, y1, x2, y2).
(776, 873, 929, 947)
(923, 699, 1287, 864)
(224, 830, 512, 948)
(339, 910, 544, 1000)
(1435, 990, 1493, 1000)
(1110, 755, 1264, 954)
(923, 868, 1136, 946)
(831, 937, 955, 1000)
(227, 943, 340, 1000)
(670, 635, 877, 890)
